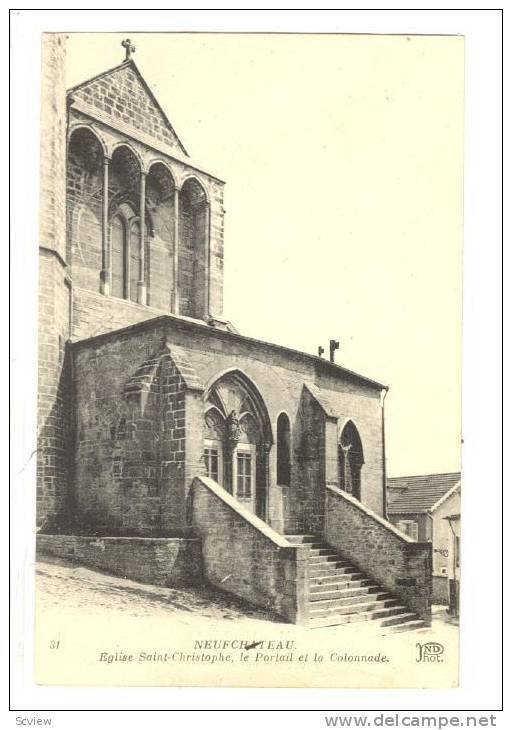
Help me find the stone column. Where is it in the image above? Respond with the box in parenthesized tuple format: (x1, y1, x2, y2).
(137, 170, 147, 305)
(262, 441, 271, 522)
(172, 186, 180, 313)
(100, 155, 110, 295)
(342, 444, 353, 494)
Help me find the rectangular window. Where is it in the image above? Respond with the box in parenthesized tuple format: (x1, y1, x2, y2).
(236, 453, 252, 498)
(398, 520, 418, 541)
(204, 448, 219, 483)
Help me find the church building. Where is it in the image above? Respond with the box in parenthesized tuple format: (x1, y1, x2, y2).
(37, 35, 432, 630)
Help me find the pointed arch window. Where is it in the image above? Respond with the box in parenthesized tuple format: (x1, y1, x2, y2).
(110, 208, 144, 302)
(338, 421, 364, 501)
(111, 214, 126, 298)
(129, 219, 141, 303)
(276, 413, 291, 486)
(203, 370, 273, 520)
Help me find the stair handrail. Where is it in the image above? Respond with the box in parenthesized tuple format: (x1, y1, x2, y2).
(326, 484, 421, 544)
(191, 475, 293, 548)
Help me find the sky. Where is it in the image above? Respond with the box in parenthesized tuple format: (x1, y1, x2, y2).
(65, 32, 464, 478)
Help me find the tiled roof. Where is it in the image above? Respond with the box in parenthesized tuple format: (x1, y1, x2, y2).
(387, 473, 461, 514)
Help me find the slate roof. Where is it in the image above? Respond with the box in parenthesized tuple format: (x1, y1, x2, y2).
(387, 472, 461, 515)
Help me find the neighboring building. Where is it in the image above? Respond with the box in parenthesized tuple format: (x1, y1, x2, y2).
(37, 35, 432, 629)
(387, 473, 461, 604)
(444, 512, 460, 616)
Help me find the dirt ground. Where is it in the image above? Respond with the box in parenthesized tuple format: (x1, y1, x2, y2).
(36, 555, 278, 625)
(36, 555, 458, 631)
(34, 556, 460, 688)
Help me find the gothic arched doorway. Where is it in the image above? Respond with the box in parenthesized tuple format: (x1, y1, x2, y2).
(203, 370, 272, 520)
(338, 420, 364, 501)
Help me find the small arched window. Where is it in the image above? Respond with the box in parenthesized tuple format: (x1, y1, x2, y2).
(338, 421, 364, 501)
(110, 208, 143, 302)
(111, 214, 126, 298)
(129, 219, 141, 303)
(276, 413, 291, 486)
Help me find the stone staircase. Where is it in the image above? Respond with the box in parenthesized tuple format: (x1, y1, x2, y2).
(287, 534, 427, 632)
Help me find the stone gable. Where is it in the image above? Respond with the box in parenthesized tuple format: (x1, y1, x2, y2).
(71, 62, 186, 155)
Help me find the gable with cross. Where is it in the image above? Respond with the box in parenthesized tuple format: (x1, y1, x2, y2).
(121, 38, 136, 61)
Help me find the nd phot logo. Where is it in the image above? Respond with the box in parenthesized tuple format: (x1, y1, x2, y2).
(416, 642, 444, 663)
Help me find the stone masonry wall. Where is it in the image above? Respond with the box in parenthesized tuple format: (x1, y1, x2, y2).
(37, 533, 202, 586)
(158, 353, 199, 533)
(73, 328, 162, 533)
(324, 485, 432, 622)
(292, 387, 326, 534)
(73, 331, 205, 536)
(433, 574, 449, 604)
(157, 321, 385, 527)
(72, 287, 166, 340)
(72, 317, 386, 536)
(37, 34, 72, 527)
(40, 34, 67, 261)
(191, 476, 309, 623)
(68, 89, 225, 327)
(73, 62, 184, 155)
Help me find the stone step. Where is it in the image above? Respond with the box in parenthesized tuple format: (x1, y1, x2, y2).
(308, 598, 400, 617)
(309, 562, 360, 574)
(309, 578, 376, 591)
(307, 610, 375, 628)
(308, 547, 342, 556)
(308, 554, 349, 564)
(385, 620, 427, 634)
(292, 542, 326, 552)
(308, 604, 408, 628)
(308, 589, 388, 604)
(285, 534, 425, 634)
(309, 583, 379, 597)
(379, 612, 418, 628)
(309, 568, 369, 580)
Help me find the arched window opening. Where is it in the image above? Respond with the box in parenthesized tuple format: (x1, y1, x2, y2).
(109, 146, 147, 303)
(179, 178, 208, 320)
(109, 204, 146, 302)
(276, 413, 291, 486)
(66, 127, 105, 290)
(111, 215, 126, 299)
(203, 371, 272, 520)
(338, 421, 364, 501)
(130, 219, 141, 303)
(147, 163, 176, 311)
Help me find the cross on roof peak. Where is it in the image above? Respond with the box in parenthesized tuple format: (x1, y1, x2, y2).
(121, 38, 136, 61)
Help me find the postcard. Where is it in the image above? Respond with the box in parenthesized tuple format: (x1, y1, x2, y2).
(33, 30, 463, 689)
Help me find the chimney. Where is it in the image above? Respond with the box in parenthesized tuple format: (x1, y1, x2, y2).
(329, 339, 340, 363)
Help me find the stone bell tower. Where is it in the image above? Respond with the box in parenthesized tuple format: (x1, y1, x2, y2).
(65, 39, 227, 341)
(37, 33, 73, 527)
